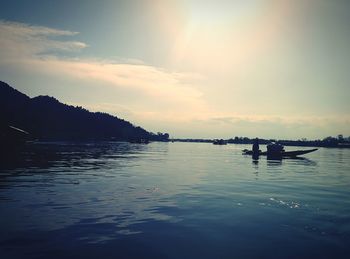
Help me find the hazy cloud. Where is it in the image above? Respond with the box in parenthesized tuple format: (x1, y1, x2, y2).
(0, 20, 206, 112)
(0, 19, 348, 138)
(0, 20, 87, 60)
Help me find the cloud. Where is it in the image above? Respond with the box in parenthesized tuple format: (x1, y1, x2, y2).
(0, 20, 206, 113)
(0, 20, 87, 60)
(0, 20, 348, 138)
(0, 20, 79, 36)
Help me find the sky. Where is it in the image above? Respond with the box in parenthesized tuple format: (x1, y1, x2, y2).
(0, 0, 349, 139)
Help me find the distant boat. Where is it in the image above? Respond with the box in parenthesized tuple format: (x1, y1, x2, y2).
(242, 148, 318, 158)
(0, 125, 30, 153)
(1, 125, 30, 143)
(213, 139, 227, 145)
(128, 138, 149, 144)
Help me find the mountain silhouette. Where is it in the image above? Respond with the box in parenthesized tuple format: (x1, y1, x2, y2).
(0, 81, 169, 141)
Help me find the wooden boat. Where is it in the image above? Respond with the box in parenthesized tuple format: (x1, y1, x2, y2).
(128, 138, 149, 144)
(242, 148, 318, 158)
(0, 125, 31, 154)
(213, 139, 227, 145)
(1, 125, 30, 144)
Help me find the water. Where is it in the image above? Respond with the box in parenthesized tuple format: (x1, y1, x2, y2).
(0, 142, 349, 258)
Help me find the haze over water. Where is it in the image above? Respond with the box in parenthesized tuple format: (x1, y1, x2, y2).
(1, 142, 349, 258)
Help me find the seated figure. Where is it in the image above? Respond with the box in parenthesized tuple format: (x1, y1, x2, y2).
(267, 142, 284, 157)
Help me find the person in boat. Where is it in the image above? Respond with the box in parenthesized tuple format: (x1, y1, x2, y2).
(266, 142, 284, 157)
(252, 138, 259, 156)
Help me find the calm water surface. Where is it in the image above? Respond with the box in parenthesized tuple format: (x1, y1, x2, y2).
(0, 142, 349, 258)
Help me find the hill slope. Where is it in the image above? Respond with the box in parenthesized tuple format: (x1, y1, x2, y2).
(0, 81, 168, 141)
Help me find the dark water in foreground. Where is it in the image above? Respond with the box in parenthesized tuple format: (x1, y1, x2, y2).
(0, 142, 349, 258)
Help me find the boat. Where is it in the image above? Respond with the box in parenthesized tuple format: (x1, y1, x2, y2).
(213, 139, 227, 145)
(242, 148, 318, 158)
(0, 125, 31, 154)
(128, 138, 149, 144)
(1, 125, 30, 145)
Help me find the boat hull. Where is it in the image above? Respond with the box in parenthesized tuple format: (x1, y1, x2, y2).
(242, 148, 318, 158)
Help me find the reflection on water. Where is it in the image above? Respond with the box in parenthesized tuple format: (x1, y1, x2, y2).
(0, 142, 350, 258)
(0, 142, 174, 236)
(0, 141, 149, 170)
(266, 159, 283, 166)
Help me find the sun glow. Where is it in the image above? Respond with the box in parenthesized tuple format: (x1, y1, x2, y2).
(169, 0, 293, 73)
(186, 1, 260, 26)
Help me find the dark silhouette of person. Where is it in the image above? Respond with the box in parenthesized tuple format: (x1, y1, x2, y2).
(252, 137, 259, 157)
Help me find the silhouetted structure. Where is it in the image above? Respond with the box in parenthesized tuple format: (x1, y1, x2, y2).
(266, 142, 285, 159)
(0, 81, 169, 142)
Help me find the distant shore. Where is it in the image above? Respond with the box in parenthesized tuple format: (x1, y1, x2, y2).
(172, 135, 350, 148)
